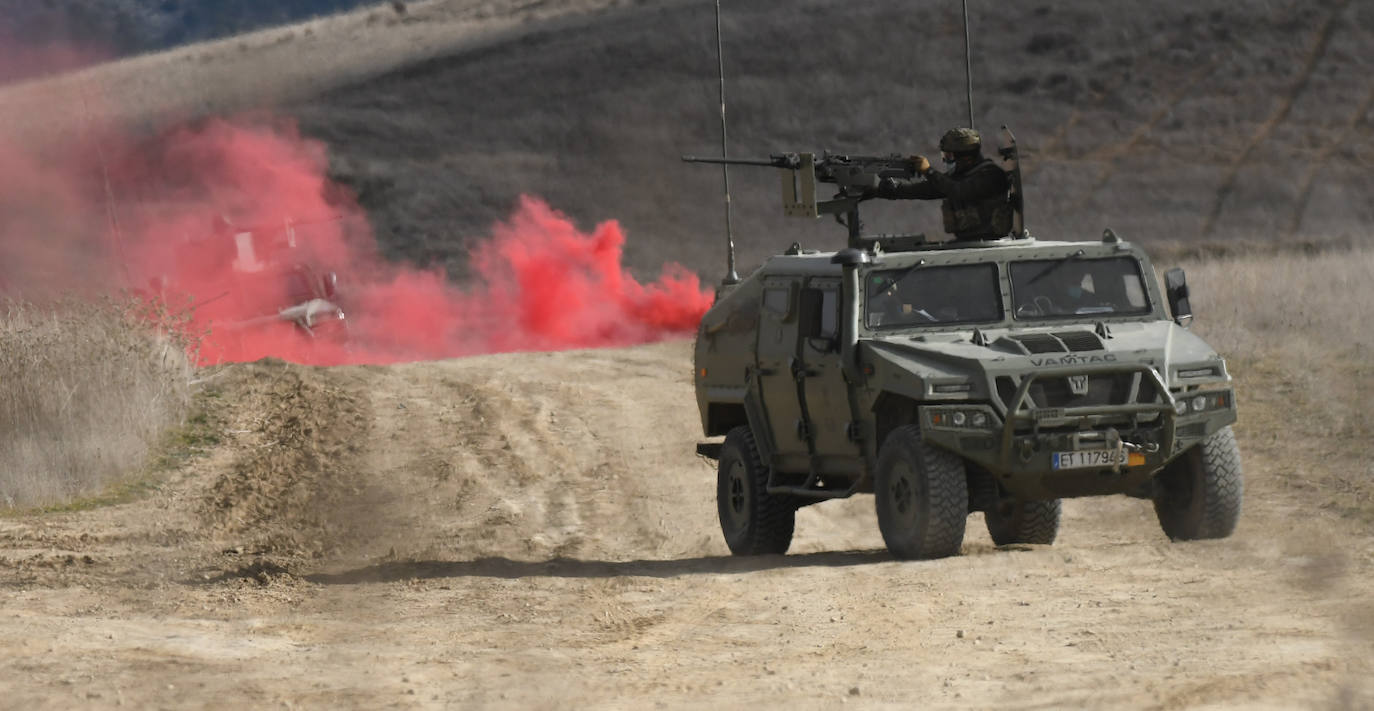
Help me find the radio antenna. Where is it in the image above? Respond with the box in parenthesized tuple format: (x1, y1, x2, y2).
(713, 0, 739, 285)
(961, 0, 975, 129)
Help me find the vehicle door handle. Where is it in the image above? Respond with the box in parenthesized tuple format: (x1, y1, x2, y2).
(790, 358, 820, 380)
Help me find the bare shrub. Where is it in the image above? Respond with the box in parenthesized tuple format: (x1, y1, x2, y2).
(0, 299, 191, 509)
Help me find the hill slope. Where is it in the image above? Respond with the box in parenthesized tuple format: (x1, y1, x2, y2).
(0, 0, 381, 72)
(2, 0, 1367, 282)
(289, 0, 1374, 278)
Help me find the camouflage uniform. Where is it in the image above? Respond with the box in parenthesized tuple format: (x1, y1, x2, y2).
(875, 128, 1012, 241)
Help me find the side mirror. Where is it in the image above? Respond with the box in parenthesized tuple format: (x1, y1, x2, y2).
(1164, 268, 1192, 328)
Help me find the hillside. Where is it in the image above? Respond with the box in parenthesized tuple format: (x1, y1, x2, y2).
(0, 0, 1367, 283)
(0, 0, 379, 77)
(288, 0, 1374, 279)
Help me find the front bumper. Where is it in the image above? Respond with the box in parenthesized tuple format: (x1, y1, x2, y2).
(921, 365, 1237, 499)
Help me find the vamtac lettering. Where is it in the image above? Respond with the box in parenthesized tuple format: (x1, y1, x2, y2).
(1029, 354, 1119, 367)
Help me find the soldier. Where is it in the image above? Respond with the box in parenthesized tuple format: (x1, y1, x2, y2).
(874, 127, 1012, 241)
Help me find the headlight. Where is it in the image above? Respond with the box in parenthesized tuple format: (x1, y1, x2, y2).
(931, 409, 995, 429)
(1174, 400, 1188, 416)
(1191, 395, 1208, 412)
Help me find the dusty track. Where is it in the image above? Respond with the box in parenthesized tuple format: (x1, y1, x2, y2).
(1, 342, 1371, 709)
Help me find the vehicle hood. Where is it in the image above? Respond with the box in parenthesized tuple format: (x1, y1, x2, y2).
(860, 321, 1228, 392)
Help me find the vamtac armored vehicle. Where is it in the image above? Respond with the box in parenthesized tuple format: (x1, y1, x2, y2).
(685, 136, 1242, 560)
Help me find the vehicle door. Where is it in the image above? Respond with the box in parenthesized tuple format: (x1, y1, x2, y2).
(798, 279, 858, 470)
(755, 278, 808, 470)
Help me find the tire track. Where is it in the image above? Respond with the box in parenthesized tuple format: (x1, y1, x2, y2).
(1080, 62, 1218, 165)
(1286, 85, 1374, 237)
(1027, 68, 1151, 179)
(1064, 61, 1219, 211)
(1025, 0, 1310, 177)
(1199, 0, 1354, 236)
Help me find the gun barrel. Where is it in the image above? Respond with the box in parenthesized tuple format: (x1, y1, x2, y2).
(681, 155, 782, 167)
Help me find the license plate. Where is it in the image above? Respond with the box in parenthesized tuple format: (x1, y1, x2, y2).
(1052, 450, 1145, 470)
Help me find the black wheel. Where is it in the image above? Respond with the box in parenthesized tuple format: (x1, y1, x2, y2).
(874, 424, 968, 560)
(717, 426, 795, 555)
(1153, 425, 1243, 540)
(985, 499, 1061, 545)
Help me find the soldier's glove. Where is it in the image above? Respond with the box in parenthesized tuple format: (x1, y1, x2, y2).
(910, 154, 932, 175)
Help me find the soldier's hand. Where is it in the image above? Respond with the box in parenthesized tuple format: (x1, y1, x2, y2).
(910, 154, 932, 175)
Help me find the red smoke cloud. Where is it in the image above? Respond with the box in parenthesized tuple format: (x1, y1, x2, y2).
(0, 117, 713, 365)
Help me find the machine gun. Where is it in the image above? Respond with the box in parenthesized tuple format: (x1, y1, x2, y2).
(682, 152, 920, 246)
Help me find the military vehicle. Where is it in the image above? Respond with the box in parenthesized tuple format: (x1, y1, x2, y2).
(685, 142, 1243, 560)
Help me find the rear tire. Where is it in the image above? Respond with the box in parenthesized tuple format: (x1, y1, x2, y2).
(1153, 425, 1243, 540)
(874, 425, 967, 560)
(717, 426, 795, 555)
(985, 499, 1061, 545)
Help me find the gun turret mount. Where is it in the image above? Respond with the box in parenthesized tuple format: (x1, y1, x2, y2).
(683, 152, 921, 248)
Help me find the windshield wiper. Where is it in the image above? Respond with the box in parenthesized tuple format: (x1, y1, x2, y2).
(1027, 249, 1085, 285)
(868, 259, 925, 297)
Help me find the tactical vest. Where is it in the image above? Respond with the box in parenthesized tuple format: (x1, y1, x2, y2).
(941, 195, 1013, 238)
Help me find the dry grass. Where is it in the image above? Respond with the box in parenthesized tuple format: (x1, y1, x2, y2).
(1184, 248, 1374, 358)
(1178, 247, 1374, 521)
(0, 299, 192, 509)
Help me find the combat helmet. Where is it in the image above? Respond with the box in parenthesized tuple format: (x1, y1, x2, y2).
(939, 127, 982, 153)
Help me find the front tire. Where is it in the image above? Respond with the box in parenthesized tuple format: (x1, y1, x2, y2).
(1153, 425, 1243, 540)
(717, 426, 795, 555)
(874, 425, 968, 560)
(985, 499, 1061, 545)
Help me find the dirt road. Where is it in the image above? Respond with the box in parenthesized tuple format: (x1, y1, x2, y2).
(1, 341, 1370, 709)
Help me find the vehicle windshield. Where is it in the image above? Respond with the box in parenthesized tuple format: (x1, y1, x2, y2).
(866, 263, 1002, 328)
(1010, 256, 1151, 320)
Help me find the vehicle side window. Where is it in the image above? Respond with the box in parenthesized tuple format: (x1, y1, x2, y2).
(799, 287, 839, 341)
(820, 290, 838, 339)
(762, 286, 794, 320)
